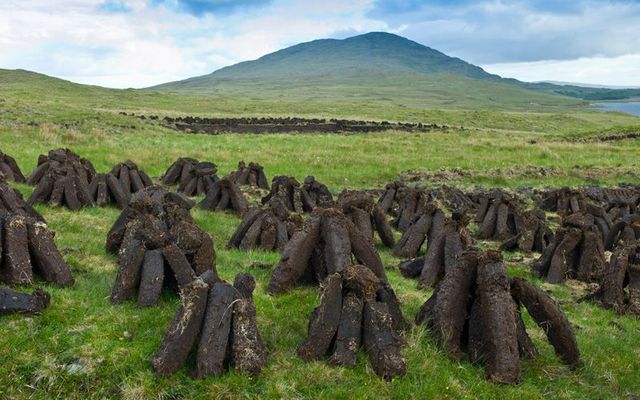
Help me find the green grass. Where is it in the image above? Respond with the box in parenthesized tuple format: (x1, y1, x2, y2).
(0, 70, 639, 399)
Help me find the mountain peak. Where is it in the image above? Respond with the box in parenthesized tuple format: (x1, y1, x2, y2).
(152, 31, 498, 90)
(140, 31, 610, 107)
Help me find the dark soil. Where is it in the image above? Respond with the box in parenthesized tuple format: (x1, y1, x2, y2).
(0, 181, 43, 221)
(261, 176, 304, 213)
(393, 209, 472, 289)
(130, 114, 445, 134)
(474, 189, 552, 253)
(583, 242, 640, 317)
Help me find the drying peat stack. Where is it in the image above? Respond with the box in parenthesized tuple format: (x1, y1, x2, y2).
(378, 181, 406, 216)
(0, 287, 50, 316)
(106, 186, 218, 306)
(531, 212, 605, 284)
(605, 214, 640, 251)
(498, 207, 553, 253)
(539, 187, 587, 217)
(429, 185, 475, 213)
(0, 151, 26, 183)
(152, 272, 268, 378)
(0, 179, 43, 222)
(416, 250, 580, 384)
(0, 211, 75, 287)
(267, 208, 388, 295)
(162, 158, 219, 196)
(227, 198, 303, 252)
(300, 176, 333, 211)
(27, 148, 96, 210)
(396, 213, 472, 289)
(298, 264, 407, 380)
(337, 190, 395, 248)
(584, 242, 640, 317)
(392, 204, 445, 259)
(586, 186, 640, 216)
(260, 175, 334, 213)
(379, 182, 474, 218)
(199, 177, 248, 216)
(392, 186, 433, 232)
(260, 176, 304, 213)
(228, 161, 268, 189)
(475, 190, 553, 253)
(89, 161, 153, 208)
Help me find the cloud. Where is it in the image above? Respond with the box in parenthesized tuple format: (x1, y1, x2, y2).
(0, 0, 385, 88)
(1, 0, 640, 88)
(369, 0, 640, 64)
(482, 54, 640, 87)
(148, 0, 272, 16)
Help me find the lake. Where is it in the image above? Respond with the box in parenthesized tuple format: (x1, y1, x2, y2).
(595, 101, 640, 116)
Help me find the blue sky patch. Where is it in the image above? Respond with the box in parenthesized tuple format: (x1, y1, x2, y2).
(148, 0, 271, 16)
(98, 0, 132, 13)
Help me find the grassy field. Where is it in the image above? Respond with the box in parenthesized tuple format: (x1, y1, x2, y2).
(1, 71, 640, 399)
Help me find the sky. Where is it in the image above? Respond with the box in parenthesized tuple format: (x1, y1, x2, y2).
(1, 0, 639, 88)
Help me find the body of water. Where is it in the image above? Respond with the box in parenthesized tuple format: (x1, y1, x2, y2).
(595, 101, 640, 116)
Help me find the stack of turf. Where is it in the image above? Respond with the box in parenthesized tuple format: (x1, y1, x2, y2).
(0, 150, 26, 183)
(337, 190, 395, 248)
(417, 249, 580, 384)
(297, 264, 407, 380)
(27, 148, 96, 210)
(199, 177, 248, 216)
(267, 208, 387, 294)
(106, 186, 218, 306)
(162, 157, 219, 197)
(89, 160, 153, 208)
(227, 198, 303, 252)
(228, 161, 268, 189)
(152, 272, 267, 377)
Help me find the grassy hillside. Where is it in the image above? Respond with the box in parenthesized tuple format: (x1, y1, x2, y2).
(150, 32, 587, 109)
(150, 32, 640, 102)
(155, 32, 499, 84)
(0, 67, 639, 399)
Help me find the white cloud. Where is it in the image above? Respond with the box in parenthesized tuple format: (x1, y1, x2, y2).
(0, 0, 385, 88)
(482, 54, 640, 87)
(376, 1, 640, 64)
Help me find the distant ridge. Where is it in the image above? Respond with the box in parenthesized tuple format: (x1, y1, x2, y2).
(540, 81, 640, 90)
(152, 32, 501, 89)
(150, 32, 640, 102)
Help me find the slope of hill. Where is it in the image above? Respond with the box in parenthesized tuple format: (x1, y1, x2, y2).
(160, 32, 500, 85)
(150, 32, 640, 102)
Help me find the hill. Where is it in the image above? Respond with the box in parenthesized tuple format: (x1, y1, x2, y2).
(159, 32, 501, 84)
(150, 32, 640, 103)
